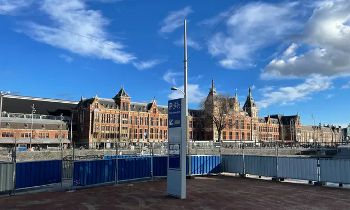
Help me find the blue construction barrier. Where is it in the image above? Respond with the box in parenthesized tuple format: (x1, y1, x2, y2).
(16, 160, 62, 189)
(190, 155, 221, 175)
(118, 157, 151, 181)
(153, 156, 167, 177)
(152, 155, 221, 177)
(73, 159, 116, 186)
(70, 155, 222, 187)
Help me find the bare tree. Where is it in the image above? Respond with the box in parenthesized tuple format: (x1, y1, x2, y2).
(201, 94, 231, 142)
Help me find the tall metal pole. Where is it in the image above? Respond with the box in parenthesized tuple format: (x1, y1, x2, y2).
(12, 134, 17, 195)
(30, 104, 35, 150)
(184, 19, 190, 177)
(70, 113, 73, 147)
(60, 113, 63, 188)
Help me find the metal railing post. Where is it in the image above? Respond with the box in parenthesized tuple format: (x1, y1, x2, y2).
(115, 139, 119, 184)
(151, 142, 154, 180)
(71, 142, 75, 189)
(11, 138, 17, 196)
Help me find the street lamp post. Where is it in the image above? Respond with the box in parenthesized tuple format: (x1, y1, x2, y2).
(29, 104, 36, 150)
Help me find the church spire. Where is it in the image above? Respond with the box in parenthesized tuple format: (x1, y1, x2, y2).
(210, 79, 216, 94)
(243, 86, 258, 118)
(233, 88, 240, 112)
(248, 86, 252, 98)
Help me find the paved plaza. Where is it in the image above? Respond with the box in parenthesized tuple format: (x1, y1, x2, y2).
(1, 176, 350, 210)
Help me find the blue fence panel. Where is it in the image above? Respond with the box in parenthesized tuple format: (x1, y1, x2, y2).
(118, 157, 151, 181)
(73, 159, 116, 186)
(320, 158, 350, 184)
(245, 155, 277, 177)
(16, 160, 62, 189)
(153, 156, 167, 177)
(153, 155, 221, 177)
(278, 157, 318, 181)
(222, 155, 244, 174)
(190, 155, 221, 175)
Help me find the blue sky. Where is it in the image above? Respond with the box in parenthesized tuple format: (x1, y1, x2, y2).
(0, 0, 350, 126)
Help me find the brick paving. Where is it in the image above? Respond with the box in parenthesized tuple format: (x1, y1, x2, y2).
(1, 176, 350, 210)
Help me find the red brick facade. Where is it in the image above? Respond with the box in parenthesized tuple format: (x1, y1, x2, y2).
(75, 83, 300, 147)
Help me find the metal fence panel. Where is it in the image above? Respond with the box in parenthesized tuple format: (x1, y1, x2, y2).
(16, 160, 62, 189)
(73, 159, 115, 186)
(118, 157, 151, 181)
(278, 157, 318, 181)
(153, 156, 167, 177)
(62, 160, 73, 179)
(222, 155, 244, 174)
(190, 155, 221, 175)
(320, 159, 350, 184)
(245, 155, 277, 177)
(0, 162, 14, 192)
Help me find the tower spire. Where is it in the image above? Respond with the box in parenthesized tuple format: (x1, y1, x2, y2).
(248, 86, 252, 98)
(210, 79, 216, 94)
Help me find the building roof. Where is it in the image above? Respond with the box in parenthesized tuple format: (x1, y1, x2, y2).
(80, 97, 168, 114)
(189, 109, 203, 117)
(2, 95, 77, 117)
(269, 114, 299, 125)
(243, 87, 257, 110)
(113, 87, 130, 99)
(1, 114, 68, 130)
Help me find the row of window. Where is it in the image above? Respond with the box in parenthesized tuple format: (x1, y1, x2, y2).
(259, 134, 280, 141)
(96, 113, 168, 126)
(93, 128, 168, 140)
(221, 131, 252, 140)
(1, 132, 66, 139)
(259, 126, 279, 133)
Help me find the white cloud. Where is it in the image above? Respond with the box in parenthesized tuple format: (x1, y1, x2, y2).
(18, 0, 135, 64)
(0, 0, 32, 14)
(342, 81, 350, 89)
(168, 83, 205, 104)
(257, 74, 332, 108)
(59, 54, 73, 63)
(133, 59, 163, 70)
(262, 0, 350, 79)
(162, 70, 182, 85)
(159, 6, 192, 34)
(199, 6, 234, 26)
(174, 36, 202, 50)
(208, 2, 301, 69)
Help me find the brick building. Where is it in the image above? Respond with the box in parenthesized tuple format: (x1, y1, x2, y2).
(75, 88, 168, 148)
(0, 95, 76, 148)
(0, 81, 305, 148)
(299, 124, 344, 145)
(188, 81, 300, 145)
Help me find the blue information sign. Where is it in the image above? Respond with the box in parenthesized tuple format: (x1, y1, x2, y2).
(168, 99, 182, 128)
